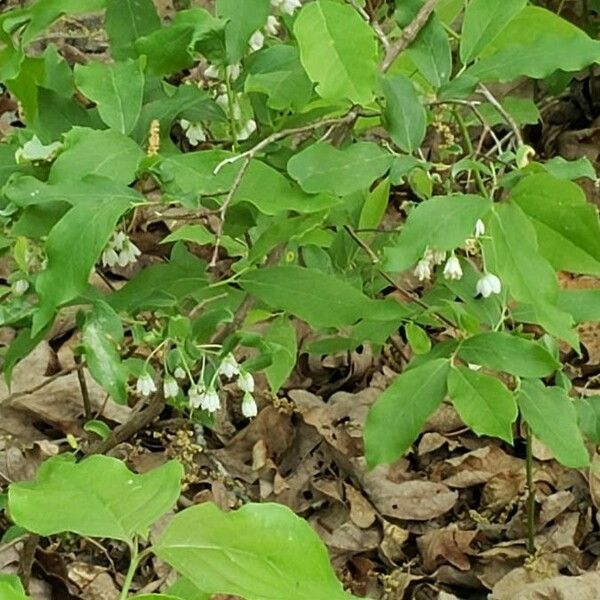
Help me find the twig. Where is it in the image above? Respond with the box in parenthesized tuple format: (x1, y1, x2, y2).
(84, 392, 165, 456)
(477, 84, 524, 147)
(346, 0, 390, 50)
(343, 225, 380, 264)
(75, 354, 92, 420)
(380, 0, 438, 73)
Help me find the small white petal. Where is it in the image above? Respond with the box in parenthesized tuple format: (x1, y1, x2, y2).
(237, 119, 257, 141)
(204, 64, 220, 79)
(443, 255, 463, 281)
(476, 273, 502, 298)
(281, 0, 302, 15)
(414, 259, 432, 282)
(163, 377, 179, 399)
(201, 388, 221, 413)
(136, 373, 156, 397)
(241, 392, 258, 418)
(112, 231, 127, 250)
(188, 385, 205, 409)
(265, 15, 280, 36)
(13, 279, 29, 295)
(238, 371, 255, 393)
(227, 63, 241, 81)
(218, 354, 240, 378)
(174, 367, 186, 379)
(102, 247, 119, 267)
(474, 219, 486, 238)
(184, 122, 207, 146)
(248, 30, 265, 52)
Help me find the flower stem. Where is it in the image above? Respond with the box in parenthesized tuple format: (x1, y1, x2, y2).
(119, 541, 140, 600)
(524, 421, 536, 555)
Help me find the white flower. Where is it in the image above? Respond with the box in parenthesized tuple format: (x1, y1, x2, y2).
(116, 240, 141, 267)
(227, 63, 241, 81)
(248, 30, 265, 52)
(476, 273, 502, 298)
(112, 231, 127, 251)
(163, 376, 179, 399)
(443, 255, 463, 281)
(218, 353, 240, 378)
(468, 363, 482, 371)
(414, 258, 432, 282)
(188, 385, 205, 409)
(241, 392, 258, 418)
(272, 0, 302, 15)
(428, 249, 446, 266)
(237, 118, 257, 141)
(174, 367, 186, 379)
(13, 279, 29, 296)
(136, 372, 156, 397)
(265, 15, 280, 36)
(101, 247, 119, 268)
(474, 219, 486, 238)
(180, 119, 207, 146)
(204, 64, 220, 79)
(201, 388, 221, 413)
(238, 371, 255, 393)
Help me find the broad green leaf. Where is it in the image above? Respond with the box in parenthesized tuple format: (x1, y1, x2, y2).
(0, 575, 29, 600)
(33, 181, 137, 333)
(216, 0, 270, 63)
(510, 174, 600, 276)
(9, 455, 184, 542)
(240, 265, 375, 328)
(294, 0, 378, 104)
(75, 59, 145, 134)
(166, 578, 212, 599)
(577, 396, 600, 444)
(395, 1, 451, 87)
(162, 224, 214, 246)
(557, 289, 600, 323)
(405, 322, 431, 355)
(365, 358, 450, 466)
(82, 303, 128, 404)
(542, 156, 597, 181)
(384, 194, 490, 272)
(457, 332, 559, 378)
(49, 127, 144, 185)
(467, 7, 600, 82)
(264, 316, 297, 393)
(447, 366, 517, 443)
(287, 142, 392, 196)
(105, 0, 161, 60)
(460, 0, 527, 64)
(382, 75, 426, 153)
(486, 203, 576, 346)
(359, 178, 390, 230)
(155, 502, 358, 600)
(245, 45, 313, 111)
(518, 380, 589, 468)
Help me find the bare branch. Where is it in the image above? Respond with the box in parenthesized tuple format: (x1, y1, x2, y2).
(477, 83, 524, 147)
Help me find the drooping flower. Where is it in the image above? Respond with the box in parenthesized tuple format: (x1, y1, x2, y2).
(238, 371, 255, 394)
(101, 247, 119, 268)
(476, 273, 502, 298)
(272, 0, 302, 15)
(474, 219, 486, 238)
(136, 372, 157, 397)
(13, 279, 29, 296)
(265, 15, 280, 36)
(163, 376, 179, 399)
(241, 392, 258, 418)
(204, 64, 220, 79)
(180, 119, 207, 146)
(443, 254, 463, 281)
(116, 239, 141, 267)
(188, 385, 205, 409)
(248, 30, 265, 52)
(174, 367, 186, 379)
(201, 387, 221, 413)
(219, 353, 240, 378)
(414, 258, 432, 282)
(428, 249, 446, 266)
(237, 118, 257, 141)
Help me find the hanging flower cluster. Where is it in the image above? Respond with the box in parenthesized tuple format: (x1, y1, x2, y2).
(101, 231, 141, 269)
(412, 219, 502, 298)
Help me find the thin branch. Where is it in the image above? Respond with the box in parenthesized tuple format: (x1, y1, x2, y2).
(380, 0, 439, 73)
(75, 354, 92, 421)
(477, 83, 524, 147)
(346, 0, 390, 50)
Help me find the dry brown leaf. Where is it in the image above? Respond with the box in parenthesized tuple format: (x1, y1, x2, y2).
(539, 490, 575, 526)
(416, 526, 479, 573)
(344, 483, 377, 529)
(360, 465, 457, 520)
(379, 521, 409, 564)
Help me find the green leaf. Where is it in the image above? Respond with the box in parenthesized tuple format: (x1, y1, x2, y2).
(264, 316, 297, 393)
(74, 59, 145, 134)
(240, 265, 376, 329)
(33, 181, 136, 333)
(457, 332, 559, 378)
(405, 322, 431, 355)
(518, 380, 589, 468)
(510, 174, 600, 276)
(486, 202, 576, 346)
(365, 358, 450, 466)
(245, 45, 313, 111)
(9, 455, 183, 542)
(382, 75, 427, 153)
(294, 0, 378, 105)
(460, 0, 527, 64)
(542, 156, 597, 181)
(287, 142, 392, 196)
(162, 224, 214, 246)
(155, 502, 358, 600)
(167, 578, 212, 600)
(105, 0, 161, 60)
(359, 178, 390, 230)
(577, 396, 600, 444)
(466, 6, 600, 82)
(0, 575, 29, 600)
(82, 303, 128, 404)
(557, 289, 600, 323)
(395, 1, 451, 87)
(384, 194, 490, 272)
(49, 127, 144, 185)
(216, 0, 269, 63)
(447, 366, 517, 443)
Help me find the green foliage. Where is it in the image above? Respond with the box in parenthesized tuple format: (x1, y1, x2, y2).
(0, 575, 30, 600)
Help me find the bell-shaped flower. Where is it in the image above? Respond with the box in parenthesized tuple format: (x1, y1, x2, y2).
(201, 387, 221, 413)
(163, 376, 179, 399)
(265, 15, 280, 35)
(180, 119, 207, 146)
(414, 258, 432, 282)
(218, 353, 240, 378)
(241, 392, 258, 418)
(238, 371, 255, 394)
(474, 219, 485, 238)
(136, 372, 157, 397)
(476, 273, 502, 298)
(248, 30, 265, 52)
(188, 385, 206, 409)
(443, 254, 463, 281)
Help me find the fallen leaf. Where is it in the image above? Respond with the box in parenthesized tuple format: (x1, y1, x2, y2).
(417, 526, 479, 573)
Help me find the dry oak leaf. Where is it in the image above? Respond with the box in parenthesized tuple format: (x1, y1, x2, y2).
(416, 526, 480, 573)
(360, 465, 457, 520)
